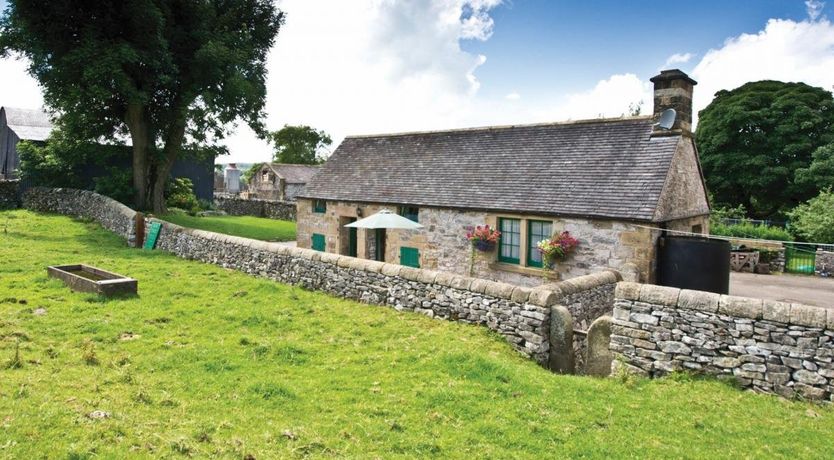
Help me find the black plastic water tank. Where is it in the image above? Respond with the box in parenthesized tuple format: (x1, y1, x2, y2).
(657, 236, 730, 294)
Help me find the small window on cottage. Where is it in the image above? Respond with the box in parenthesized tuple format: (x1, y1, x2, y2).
(527, 220, 553, 267)
(692, 224, 703, 234)
(313, 199, 326, 213)
(311, 233, 326, 251)
(399, 206, 419, 222)
(498, 218, 521, 264)
(400, 247, 420, 268)
(262, 171, 269, 182)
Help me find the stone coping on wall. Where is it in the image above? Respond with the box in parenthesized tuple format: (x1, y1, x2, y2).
(615, 282, 833, 329)
(148, 217, 563, 308)
(546, 270, 622, 298)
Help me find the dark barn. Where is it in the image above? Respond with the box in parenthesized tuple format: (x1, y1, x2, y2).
(0, 106, 214, 201)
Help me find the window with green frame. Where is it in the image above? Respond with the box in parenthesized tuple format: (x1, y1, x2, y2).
(497, 218, 521, 264)
(313, 199, 326, 213)
(398, 206, 419, 222)
(527, 220, 553, 267)
(400, 247, 420, 268)
(311, 233, 325, 251)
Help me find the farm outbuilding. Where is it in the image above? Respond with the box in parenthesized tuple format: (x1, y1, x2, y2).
(0, 107, 53, 178)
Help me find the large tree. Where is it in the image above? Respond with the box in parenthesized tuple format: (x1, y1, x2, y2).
(0, 0, 284, 212)
(696, 81, 834, 219)
(270, 125, 332, 165)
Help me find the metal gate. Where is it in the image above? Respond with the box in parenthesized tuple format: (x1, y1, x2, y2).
(784, 244, 816, 274)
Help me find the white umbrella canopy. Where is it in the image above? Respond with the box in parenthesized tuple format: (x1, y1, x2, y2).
(344, 210, 424, 230)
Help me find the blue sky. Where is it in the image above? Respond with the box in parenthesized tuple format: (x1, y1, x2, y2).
(465, 0, 815, 98)
(1, 0, 832, 162)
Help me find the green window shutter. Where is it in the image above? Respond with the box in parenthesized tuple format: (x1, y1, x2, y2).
(527, 220, 553, 267)
(400, 247, 420, 268)
(313, 200, 326, 213)
(498, 218, 521, 264)
(311, 233, 325, 251)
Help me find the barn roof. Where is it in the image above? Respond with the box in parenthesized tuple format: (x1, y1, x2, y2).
(265, 163, 320, 184)
(299, 117, 684, 222)
(1, 107, 53, 141)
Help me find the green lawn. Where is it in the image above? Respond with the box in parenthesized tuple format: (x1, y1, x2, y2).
(1, 210, 833, 459)
(159, 210, 296, 241)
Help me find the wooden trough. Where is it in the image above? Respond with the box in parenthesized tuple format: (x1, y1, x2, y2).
(47, 264, 137, 296)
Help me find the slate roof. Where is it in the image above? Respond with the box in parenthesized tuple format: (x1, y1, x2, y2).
(1, 107, 53, 141)
(266, 163, 320, 184)
(300, 117, 683, 222)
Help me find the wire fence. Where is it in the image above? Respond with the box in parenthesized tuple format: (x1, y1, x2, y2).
(718, 218, 788, 228)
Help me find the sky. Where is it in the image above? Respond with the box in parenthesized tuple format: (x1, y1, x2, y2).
(1, 0, 833, 164)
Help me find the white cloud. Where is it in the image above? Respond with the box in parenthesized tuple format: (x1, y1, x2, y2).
(806, 0, 826, 21)
(663, 52, 694, 68)
(505, 91, 520, 100)
(221, 0, 505, 162)
(549, 73, 651, 120)
(691, 18, 834, 117)
(0, 55, 45, 110)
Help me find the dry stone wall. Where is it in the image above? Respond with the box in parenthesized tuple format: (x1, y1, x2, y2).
(214, 196, 296, 221)
(21, 187, 625, 371)
(0, 180, 20, 210)
(816, 250, 834, 277)
(546, 271, 621, 372)
(611, 282, 834, 401)
(147, 218, 554, 364)
(23, 187, 138, 246)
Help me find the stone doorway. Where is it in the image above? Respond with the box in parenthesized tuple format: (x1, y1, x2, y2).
(339, 217, 358, 257)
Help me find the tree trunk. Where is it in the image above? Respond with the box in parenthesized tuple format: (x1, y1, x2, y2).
(151, 116, 187, 214)
(125, 103, 151, 210)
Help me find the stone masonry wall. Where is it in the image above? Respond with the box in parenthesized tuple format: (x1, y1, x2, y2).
(148, 218, 554, 364)
(22, 187, 625, 371)
(214, 196, 296, 221)
(23, 187, 138, 246)
(0, 180, 21, 210)
(544, 270, 621, 374)
(611, 282, 834, 401)
(297, 198, 661, 287)
(816, 250, 834, 277)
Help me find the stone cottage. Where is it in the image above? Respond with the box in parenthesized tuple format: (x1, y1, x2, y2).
(248, 163, 320, 201)
(296, 69, 710, 286)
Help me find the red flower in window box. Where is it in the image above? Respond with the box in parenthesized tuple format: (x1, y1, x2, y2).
(536, 231, 579, 267)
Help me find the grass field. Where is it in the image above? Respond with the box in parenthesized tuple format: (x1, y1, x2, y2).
(159, 210, 296, 241)
(1, 209, 833, 458)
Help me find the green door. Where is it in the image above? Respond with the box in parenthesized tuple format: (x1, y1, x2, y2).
(348, 226, 357, 257)
(374, 229, 386, 262)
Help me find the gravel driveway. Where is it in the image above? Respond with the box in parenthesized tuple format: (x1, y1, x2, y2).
(730, 271, 833, 308)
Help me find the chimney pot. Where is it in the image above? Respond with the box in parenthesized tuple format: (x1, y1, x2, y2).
(650, 69, 697, 135)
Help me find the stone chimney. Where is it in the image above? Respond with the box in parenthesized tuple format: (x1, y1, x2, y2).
(224, 163, 241, 194)
(650, 69, 697, 135)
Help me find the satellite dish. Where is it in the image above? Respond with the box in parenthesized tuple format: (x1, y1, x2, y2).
(658, 108, 676, 130)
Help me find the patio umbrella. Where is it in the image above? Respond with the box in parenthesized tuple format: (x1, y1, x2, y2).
(344, 210, 424, 230)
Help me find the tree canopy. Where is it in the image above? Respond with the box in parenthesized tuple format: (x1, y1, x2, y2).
(795, 143, 834, 191)
(695, 81, 834, 219)
(0, 0, 284, 212)
(788, 188, 834, 244)
(270, 125, 332, 165)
